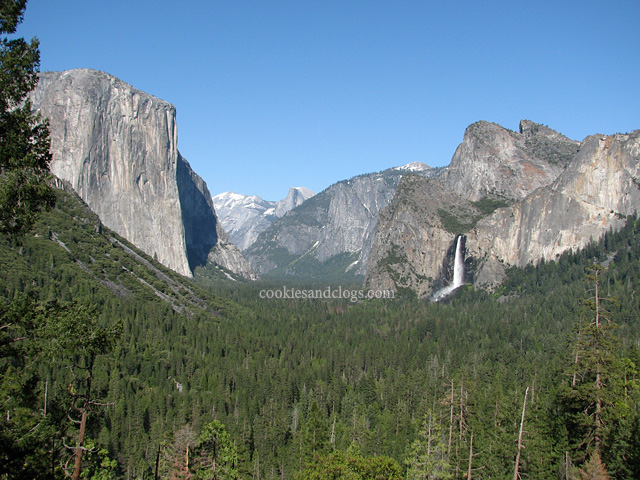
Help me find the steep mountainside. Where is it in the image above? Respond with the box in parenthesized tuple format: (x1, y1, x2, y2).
(366, 122, 640, 298)
(213, 192, 276, 251)
(469, 130, 640, 288)
(245, 163, 434, 279)
(213, 187, 315, 251)
(441, 120, 578, 200)
(0, 185, 242, 314)
(31, 69, 254, 279)
(365, 175, 481, 297)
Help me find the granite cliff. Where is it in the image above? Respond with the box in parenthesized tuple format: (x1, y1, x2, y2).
(441, 120, 578, 200)
(31, 69, 255, 279)
(469, 130, 640, 288)
(245, 163, 434, 279)
(365, 122, 640, 297)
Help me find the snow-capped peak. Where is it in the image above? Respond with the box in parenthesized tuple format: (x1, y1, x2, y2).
(393, 161, 431, 172)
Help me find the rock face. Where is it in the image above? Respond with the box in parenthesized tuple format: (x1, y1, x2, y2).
(365, 175, 479, 297)
(468, 130, 640, 288)
(31, 69, 255, 279)
(213, 187, 315, 251)
(441, 120, 578, 201)
(365, 121, 640, 298)
(275, 187, 315, 217)
(245, 166, 436, 279)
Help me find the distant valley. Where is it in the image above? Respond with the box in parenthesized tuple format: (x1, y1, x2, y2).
(32, 69, 640, 298)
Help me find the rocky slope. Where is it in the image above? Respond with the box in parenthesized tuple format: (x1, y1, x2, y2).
(468, 130, 640, 288)
(366, 122, 640, 298)
(441, 120, 578, 200)
(31, 69, 255, 279)
(245, 163, 434, 279)
(213, 187, 315, 251)
(213, 192, 276, 251)
(365, 175, 480, 297)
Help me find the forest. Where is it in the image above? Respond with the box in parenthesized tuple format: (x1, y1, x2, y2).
(2, 186, 640, 479)
(2, 1, 640, 478)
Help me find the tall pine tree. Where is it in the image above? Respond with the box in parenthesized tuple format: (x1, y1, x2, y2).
(0, 0, 54, 240)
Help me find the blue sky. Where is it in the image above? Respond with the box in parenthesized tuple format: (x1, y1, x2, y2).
(18, 0, 640, 201)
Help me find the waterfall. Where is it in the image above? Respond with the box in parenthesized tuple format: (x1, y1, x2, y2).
(431, 235, 465, 301)
(452, 235, 464, 289)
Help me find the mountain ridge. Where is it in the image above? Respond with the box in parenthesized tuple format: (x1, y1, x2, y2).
(213, 186, 315, 251)
(30, 69, 255, 280)
(365, 123, 640, 297)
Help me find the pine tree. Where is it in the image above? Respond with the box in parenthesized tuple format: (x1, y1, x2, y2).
(194, 420, 239, 480)
(560, 266, 620, 475)
(405, 409, 452, 480)
(0, 0, 55, 240)
(300, 401, 329, 462)
(40, 302, 122, 480)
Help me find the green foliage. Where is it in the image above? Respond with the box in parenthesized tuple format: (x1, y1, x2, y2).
(404, 410, 452, 480)
(194, 420, 239, 480)
(294, 443, 403, 480)
(0, 0, 55, 240)
(263, 250, 362, 282)
(437, 208, 476, 234)
(2, 155, 640, 479)
(0, 294, 58, 479)
(80, 440, 118, 480)
(471, 196, 510, 215)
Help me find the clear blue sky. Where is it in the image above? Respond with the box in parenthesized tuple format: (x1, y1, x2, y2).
(18, 0, 640, 201)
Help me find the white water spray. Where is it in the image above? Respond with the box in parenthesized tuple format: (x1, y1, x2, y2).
(431, 236, 465, 301)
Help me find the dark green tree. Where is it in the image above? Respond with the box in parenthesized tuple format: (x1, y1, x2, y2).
(41, 302, 122, 480)
(0, 294, 62, 479)
(294, 443, 403, 480)
(560, 266, 622, 477)
(0, 0, 54, 240)
(299, 401, 329, 462)
(194, 420, 239, 480)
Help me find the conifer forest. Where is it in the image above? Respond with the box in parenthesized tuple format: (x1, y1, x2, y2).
(1, 1, 639, 479)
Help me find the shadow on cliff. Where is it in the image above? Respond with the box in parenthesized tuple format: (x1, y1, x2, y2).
(177, 155, 219, 273)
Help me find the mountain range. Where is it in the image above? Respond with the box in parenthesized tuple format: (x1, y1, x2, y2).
(31, 69, 640, 297)
(212, 187, 315, 251)
(241, 162, 436, 280)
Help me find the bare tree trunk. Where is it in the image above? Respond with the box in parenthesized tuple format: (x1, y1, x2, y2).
(513, 386, 530, 480)
(155, 444, 161, 480)
(448, 379, 454, 457)
(594, 269, 603, 455)
(72, 409, 88, 480)
(467, 432, 474, 480)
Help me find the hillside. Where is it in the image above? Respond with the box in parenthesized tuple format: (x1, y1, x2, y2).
(3, 183, 640, 478)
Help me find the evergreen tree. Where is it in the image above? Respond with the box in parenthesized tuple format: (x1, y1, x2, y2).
(0, 294, 61, 479)
(194, 420, 239, 480)
(300, 401, 329, 462)
(294, 443, 403, 480)
(40, 302, 122, 480)
(0, 0, 54, 240)
(560, 266, 621, 476)
(405, 409, 452, 480)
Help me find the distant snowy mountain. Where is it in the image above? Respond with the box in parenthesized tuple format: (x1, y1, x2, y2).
(392, 161, 432, 172)
(213, 187, 315, 251)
